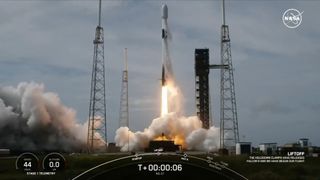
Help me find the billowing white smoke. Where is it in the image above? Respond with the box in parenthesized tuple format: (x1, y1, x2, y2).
(115, 112, 220, 152)
(0, 82, 87, 151)
(186, 126, 220, 151)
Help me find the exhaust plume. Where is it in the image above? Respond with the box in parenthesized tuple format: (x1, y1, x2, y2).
(116, 81, 219, 152)
(115, 112, 220, 152)
(0, 82, 87, 152)
(161, 86, 168, 116)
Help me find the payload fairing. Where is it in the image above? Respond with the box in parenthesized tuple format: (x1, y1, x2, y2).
(162, 4, 168, 39)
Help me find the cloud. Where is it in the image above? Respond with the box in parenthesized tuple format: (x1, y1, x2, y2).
(252, 99, 294, 115)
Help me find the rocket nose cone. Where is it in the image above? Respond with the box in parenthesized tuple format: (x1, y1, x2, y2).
(162, 4, 168, 19)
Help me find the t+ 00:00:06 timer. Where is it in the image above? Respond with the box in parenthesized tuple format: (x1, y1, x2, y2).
(137, 164, 183, 171)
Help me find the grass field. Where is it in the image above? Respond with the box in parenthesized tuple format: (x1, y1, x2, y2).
(0, 153, 319, 180)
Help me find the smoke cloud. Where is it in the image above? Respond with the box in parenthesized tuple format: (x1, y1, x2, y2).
(0, 82, 87, 152)
(115, 112, 219, 152)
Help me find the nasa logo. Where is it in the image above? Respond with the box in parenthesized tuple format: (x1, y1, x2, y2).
(282, 8, 303, 29)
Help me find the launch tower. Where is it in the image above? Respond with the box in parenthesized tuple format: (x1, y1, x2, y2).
(119, 48, 129, 128)
(87, 0, 107, 152)
(219, 0, 240, 151)
(195, 49, 228, 129)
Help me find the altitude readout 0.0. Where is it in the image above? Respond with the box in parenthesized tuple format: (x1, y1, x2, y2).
(138, 164, 182, 172)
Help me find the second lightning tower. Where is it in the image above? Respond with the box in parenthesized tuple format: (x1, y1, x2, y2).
(87, 0, 107, 153)
(119, 48, 129, 128)
(220, 0, 239, 152)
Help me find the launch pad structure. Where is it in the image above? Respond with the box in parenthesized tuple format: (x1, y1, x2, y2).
(85, 0, 239, 153)
(195, 0, 239, 153)
(87, 0, 107, 153)
(195, 49, 228, 129)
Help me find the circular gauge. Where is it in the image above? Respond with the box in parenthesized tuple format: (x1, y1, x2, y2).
(42, 152, 66, 171)
(16, 152, 39, 172)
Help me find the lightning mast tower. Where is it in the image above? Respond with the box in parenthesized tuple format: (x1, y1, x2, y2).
(87, 0, 107, 153)
(220, 0, 239, 152)
(119, 48, 129, 128)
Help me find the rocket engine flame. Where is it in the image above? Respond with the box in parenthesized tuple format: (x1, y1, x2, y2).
(161, 85, 168, 116)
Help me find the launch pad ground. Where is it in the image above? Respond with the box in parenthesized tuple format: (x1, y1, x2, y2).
(0, 152, 320, 179)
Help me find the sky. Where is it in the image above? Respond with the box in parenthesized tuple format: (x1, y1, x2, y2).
(0, 0, 319, 147)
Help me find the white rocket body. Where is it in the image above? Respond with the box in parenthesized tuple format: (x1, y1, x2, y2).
(161, 4, 173, 83)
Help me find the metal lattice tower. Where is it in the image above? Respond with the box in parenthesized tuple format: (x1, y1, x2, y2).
(87, 0, 107, 152)
(119, 48, 129, 128)
(220, 0, 239, 151)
